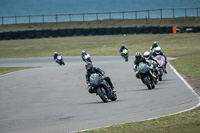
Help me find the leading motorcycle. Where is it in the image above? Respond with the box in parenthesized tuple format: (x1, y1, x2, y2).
(56, 55, 65, 66)
(89, 73, 117, 102)
(82, 53, 92, 63)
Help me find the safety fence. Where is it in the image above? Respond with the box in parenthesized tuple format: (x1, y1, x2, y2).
(0, 7, 199, 25)
(0, 26, 200, 40)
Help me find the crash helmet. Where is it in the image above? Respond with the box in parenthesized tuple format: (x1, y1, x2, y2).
(143, 51, 150, 59)
(85, 62, 93, 71)
(135, 52, 142, 60)
(152, 41, 158, 48)
(54, 52, 57, 55)
(82, 50, 86, 54)
(121, 44, 125, 48)
(155, 46, 161, 54)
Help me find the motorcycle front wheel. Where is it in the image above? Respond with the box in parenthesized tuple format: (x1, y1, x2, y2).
(97, 87, 109, 103)
(143, 76, 152, 90)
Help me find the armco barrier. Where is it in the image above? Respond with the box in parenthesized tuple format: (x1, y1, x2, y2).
(27, 30, 36, 39)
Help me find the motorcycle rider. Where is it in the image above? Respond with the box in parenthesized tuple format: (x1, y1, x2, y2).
(85, 62, 115, 93)
(119, 44, 128, 56)
(143, 51, 159, 78)
(152, 46, 168, 74)
(81, 50, 91, 62)
(133, 52, 156, 81)
(150, 41, 158, 54)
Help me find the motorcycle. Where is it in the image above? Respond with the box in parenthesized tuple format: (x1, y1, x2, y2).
(149, 59, 159, 84)
(82, 53, 92, 63)
(89, 73, 117, 103)
(56, 55, 65, 66)
(137, 62, 155, 90)
(155, 55, 166, 81)
(121, 49, 129, 62)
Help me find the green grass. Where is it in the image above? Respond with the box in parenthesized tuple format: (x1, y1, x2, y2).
(78, 107, 200, 133)
(0, 67, 37, 75)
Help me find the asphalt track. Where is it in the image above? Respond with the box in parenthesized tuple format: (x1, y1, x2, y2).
(0, 56, 199, 133)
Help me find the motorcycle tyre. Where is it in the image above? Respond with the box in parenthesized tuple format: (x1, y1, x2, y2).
(159, 69, 162, 81)
(143, 76, 152, 90)
(97, 87, 109, 103)
(110, 91, 117, 101)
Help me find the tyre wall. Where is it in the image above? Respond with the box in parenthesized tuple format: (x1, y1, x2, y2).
(1, 26, 200, 40)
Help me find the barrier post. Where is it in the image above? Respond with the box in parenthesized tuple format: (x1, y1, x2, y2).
(173, 26, 177, 34)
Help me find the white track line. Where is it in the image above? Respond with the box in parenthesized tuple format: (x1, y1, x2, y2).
(71, 62, 200, 133)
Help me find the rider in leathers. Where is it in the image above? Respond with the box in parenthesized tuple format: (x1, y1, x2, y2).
(85, 62, 115, 93)
(133, 52, 156, 83)
(119, 44, 128, 56)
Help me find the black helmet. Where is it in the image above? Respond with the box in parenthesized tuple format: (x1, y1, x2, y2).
(135, 52, 142, 60)
(85, 62, 93, 71)
(153, 41, 158, 48)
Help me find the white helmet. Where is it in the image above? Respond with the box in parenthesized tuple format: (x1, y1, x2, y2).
(144, 51, 150, 58)
(155, 46, 161, 54)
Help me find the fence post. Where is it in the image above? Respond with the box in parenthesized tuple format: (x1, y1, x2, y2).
(173, 8, 175, 18)
(96, 13, 98, 20)
(122, 11, 124, 19)
(56, 15, 58, 23)
(29, 15, 31, 24)
(148, 10, 150, 19)
(42, 15, 44, 24)
(135, 11, 137, 19)
(185, 8, 187, 18)
(160, 8, 162, 19)
(15, 16, 17, 24)
(109, 12, 111, 19)
(69, 14, 71, 22)
(83, 14, 85, 22)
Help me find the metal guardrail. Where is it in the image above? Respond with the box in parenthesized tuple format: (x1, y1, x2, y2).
(0, 8, 199, 25)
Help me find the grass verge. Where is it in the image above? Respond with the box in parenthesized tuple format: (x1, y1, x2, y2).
(0, 67, 37, 75)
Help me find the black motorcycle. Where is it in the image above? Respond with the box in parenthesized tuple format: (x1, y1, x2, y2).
(56, 55, 65, 66)
(137, 62, 155, 90)
(89, 73, 117, 102)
